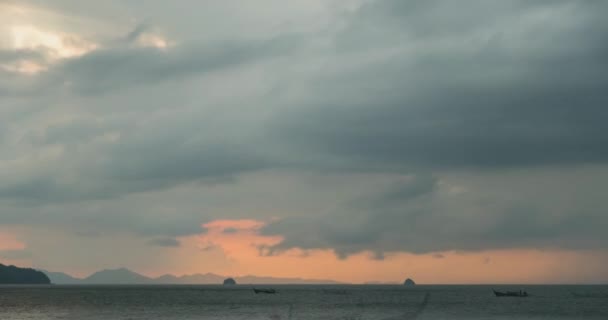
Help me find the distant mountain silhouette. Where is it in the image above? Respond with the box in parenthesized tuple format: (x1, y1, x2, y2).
(155, 273, 225, 284)
(84, 268, 153, 284)
(41, 270, 82, 284)
(0, 263, 50, 284)
(223, 277, 237, 285)
(236, 275, 340, 284)
(42, 268, 340, 285)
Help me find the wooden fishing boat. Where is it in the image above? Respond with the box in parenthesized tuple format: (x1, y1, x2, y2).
(493, 289, 528, 297)
(253, 288, 276, 294)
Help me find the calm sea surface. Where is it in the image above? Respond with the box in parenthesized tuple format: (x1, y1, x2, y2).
(0, 285, 606, 319)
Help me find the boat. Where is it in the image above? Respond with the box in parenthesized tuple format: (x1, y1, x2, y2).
(253, 288, 276, 294)
(493, 289, 528, 297)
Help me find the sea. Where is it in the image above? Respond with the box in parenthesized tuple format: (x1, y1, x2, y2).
(0, 285, 606, 319)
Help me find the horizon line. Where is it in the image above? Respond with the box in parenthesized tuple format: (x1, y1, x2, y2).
(24, 265, 607, 285)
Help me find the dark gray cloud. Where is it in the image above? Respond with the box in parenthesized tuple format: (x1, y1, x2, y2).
(52, 35, 299, 95)
(0, 196, 209, 238)
(1, 0, 608, 261)
(0, 119, 270, 204)
(1, 32, 300, 97)
(338, 0, 583, 43)
(263, 171, 608, 256)
(262, 175, 442, 257)
(0, 24, 291, 205)
(6, 0, 606, 206)
(271, 0, 608, 170)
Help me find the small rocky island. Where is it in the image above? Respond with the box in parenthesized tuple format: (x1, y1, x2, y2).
(403, 278, 416, 286)
(223, 277, 237, 285)
(0, 263, 51, 284)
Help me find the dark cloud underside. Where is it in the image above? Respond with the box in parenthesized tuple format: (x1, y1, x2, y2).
(1, 0, 607, 259)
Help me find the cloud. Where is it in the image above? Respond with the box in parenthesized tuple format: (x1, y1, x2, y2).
(47, 34, 298, 95)
(263, 170, 608, 256)
(0, 21, 297, 206)
(2, 29, 299, 96)
(0, 0, 607, 274)
(4, 0, 607, 206)
(268, 0, 608, 171)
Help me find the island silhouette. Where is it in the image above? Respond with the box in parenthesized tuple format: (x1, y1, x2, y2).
(0, 263, 50, 284)
(4, 262, 418, 286)
(41, 267, 342, 285)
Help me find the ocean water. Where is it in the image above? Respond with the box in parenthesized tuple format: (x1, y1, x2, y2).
(0, 285, 606, 319)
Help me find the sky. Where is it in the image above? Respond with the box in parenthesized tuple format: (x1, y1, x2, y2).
(1, 0, 607, 284)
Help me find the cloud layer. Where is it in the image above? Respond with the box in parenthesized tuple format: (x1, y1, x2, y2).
(0, 0, 607, 279)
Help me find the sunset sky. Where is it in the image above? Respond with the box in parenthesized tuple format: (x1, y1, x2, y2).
(1, 0, 607, 284)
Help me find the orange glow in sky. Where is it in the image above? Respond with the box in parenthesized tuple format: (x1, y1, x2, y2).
(127, 219, 608, 284)
(0, 232, 26, 251)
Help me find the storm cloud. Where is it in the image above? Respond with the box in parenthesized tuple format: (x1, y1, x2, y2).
(271, 0, 608, 170)
(263, 169, 608, 256)
(1, 0, 607, 271)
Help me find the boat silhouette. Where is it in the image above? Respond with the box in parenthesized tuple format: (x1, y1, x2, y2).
(493, 289, 528, 297)
(253, 288, 276, 294)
